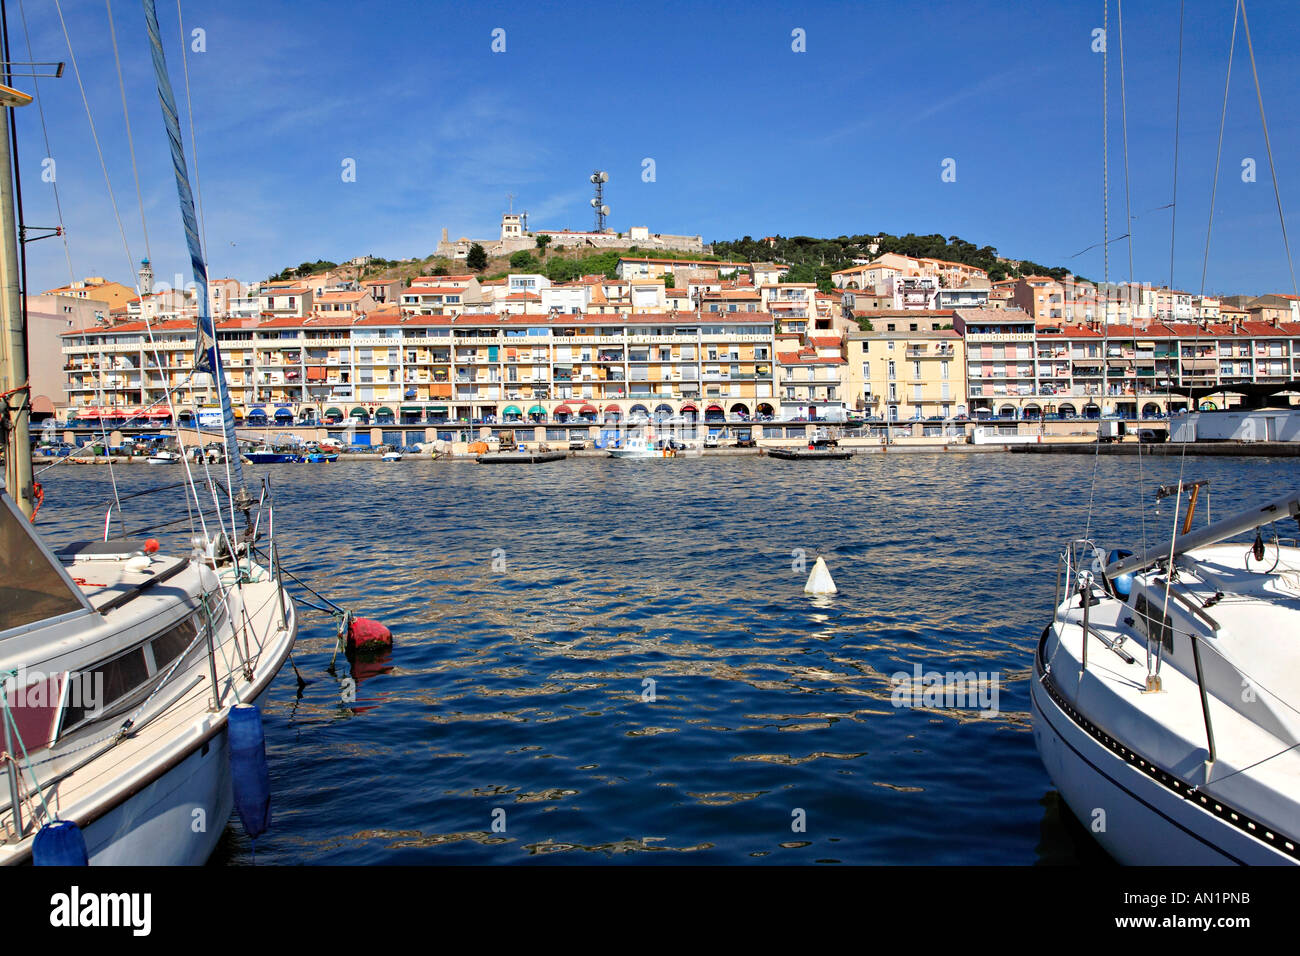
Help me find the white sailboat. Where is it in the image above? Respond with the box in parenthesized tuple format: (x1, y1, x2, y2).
(1033, 494, 1300, 864)
(0, 5, 297, 864)
(1032, 0, 1300, 865)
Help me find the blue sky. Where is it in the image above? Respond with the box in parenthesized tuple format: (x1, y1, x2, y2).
(11, 0, 1300, 297)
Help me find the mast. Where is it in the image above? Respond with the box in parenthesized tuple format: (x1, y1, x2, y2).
(141, 0, 248, 507)
(0, 81, 32, 517)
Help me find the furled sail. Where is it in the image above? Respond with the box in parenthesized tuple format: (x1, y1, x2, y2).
(142, 0, 245, 491)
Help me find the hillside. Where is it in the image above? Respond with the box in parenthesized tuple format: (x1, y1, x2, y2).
(269, 230, 1082, 294)
(712, 232, 1082, 290)
(267, 244, 724, 287)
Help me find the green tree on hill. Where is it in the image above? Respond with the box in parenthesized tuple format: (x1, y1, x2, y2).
(466, 243, 488, 272)
(510, 251, 540, 271)
(712, 232, 1081, 284)
(535, 234, 551, 258)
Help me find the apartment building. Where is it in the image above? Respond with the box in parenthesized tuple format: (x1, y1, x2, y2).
(954, 309, 1300, 419)
(844, 328, 965, 421)
(953, 308, 1039, 416)
(60, 310, 779, 429)
(42, 276, 138, 312)
(615, 257, 747, 282)
(776, 337, 845, 420)
(761, 282, 816, 333)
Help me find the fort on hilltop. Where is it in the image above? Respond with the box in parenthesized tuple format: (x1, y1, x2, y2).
(435, 213, 705, 260)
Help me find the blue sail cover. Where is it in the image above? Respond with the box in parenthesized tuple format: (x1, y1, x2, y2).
(142, 0, 245, 490)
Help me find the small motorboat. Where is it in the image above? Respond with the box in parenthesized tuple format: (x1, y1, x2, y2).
(608, 437, 677, 459)
(147, 449, 182, 464)
(306, 452, 338, 463)
(381, 451, 403, 462)
(243, 446, 302, 464)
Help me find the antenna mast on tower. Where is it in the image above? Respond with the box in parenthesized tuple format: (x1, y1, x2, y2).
(589, 170, 609, 232)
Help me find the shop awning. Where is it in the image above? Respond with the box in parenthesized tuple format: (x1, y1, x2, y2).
(429, 405, 448, 413)
(680, 403, 698, 412)
(80, 407, 101, 419)
(706, 404, 724, 411)
(274, 407, 293, 417)
(232, 408, 245, 418)
(376, 406, 395, 418)
(503, 405, 522, 416)
(603, 403, 621, 412)
(324, 407, 343, 419)
(579, 404, 597, 413)
(401, 405, 422, 414)
(528, 405, 545, 415)
(247, 406, 267, 417)
(554, 404, 573, 415)
(147, 408, 173, 418)
(349, 407, 368, 418)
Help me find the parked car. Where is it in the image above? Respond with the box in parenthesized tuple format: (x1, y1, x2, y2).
(704, 434, 719, 448)
(568, 438, 587, 450)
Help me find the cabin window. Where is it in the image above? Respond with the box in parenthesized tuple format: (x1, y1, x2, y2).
(60, 647, 148, 731)
(151, 615, 201, 668)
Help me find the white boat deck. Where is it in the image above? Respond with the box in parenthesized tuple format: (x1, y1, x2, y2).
(1045, 542, 1300, 853)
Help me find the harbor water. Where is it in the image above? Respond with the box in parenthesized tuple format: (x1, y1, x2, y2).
(34, 452, 1297, 864)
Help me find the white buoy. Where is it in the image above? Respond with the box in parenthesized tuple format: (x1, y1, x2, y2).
(804, 556, 837, 595)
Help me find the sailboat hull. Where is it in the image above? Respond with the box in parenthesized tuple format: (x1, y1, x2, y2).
(1031, 631, 1292, 866)
(83, 716, 237, 865)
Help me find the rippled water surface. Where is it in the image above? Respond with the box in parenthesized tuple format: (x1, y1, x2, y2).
(33, 451, 1297, 864)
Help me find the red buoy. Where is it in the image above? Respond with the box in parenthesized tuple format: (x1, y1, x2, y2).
(347, 617, 392, 652)
(144, 538, 160, 554)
